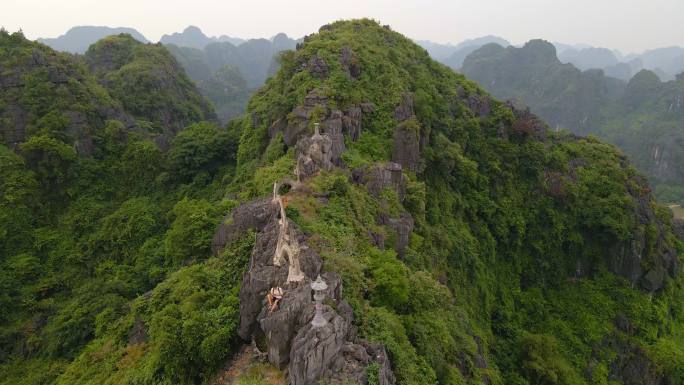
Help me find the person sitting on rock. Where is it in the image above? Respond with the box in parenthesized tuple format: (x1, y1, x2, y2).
(267, 286, 284, 313)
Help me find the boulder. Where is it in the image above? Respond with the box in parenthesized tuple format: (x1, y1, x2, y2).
(211, 198, 275, 255)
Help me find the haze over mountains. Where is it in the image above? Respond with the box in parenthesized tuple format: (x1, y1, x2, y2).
(4, 19, 684, 384)
(38, 24, 684, 84)
(33, 25, 684, 199)
(461, 39, 684, 205)
(37, 26, 149, 53)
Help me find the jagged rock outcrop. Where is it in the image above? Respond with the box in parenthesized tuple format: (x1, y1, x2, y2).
(609, 181, 681, 291)
(340, 46, 361, 79)
(380, 212, 414, 259)
(295, 125, 335, 180)
(306, 55, 329, 78)
(321, 110, 346, 166)
(389, 92, 422, 171)
(509, 104, 548, 140)
(277, 88, 368, 155)
(466, 94, 492, 118)
(394, 92, 414, 121)
(289, 299, 395, 385)
(283, 89, 328, 146)
(220, 177, 395, 384)
(353, 162, 407, 201)
(351, 162, 413, 257)
(391, 120, 421, 172)
(343, 105, 363, 140)
(211, 197, 275, 255)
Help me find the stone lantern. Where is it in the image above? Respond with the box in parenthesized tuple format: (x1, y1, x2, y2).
(310, 275, 328, 328)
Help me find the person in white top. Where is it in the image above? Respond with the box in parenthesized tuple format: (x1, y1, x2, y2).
(267, 286, 284, 313)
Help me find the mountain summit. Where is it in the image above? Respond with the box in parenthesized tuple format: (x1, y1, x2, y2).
(1, 20, 683, 385)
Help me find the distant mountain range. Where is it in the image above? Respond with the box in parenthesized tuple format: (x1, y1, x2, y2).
(37, 26, 149, 53)
(165, 32, 297, 122)
(461, 39, 684, 204)
(417, 35, 684, 82)
(159, 25, 245, 49)
(39, 26, 684, 83)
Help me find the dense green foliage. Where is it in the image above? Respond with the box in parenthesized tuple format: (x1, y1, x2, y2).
(0, 29, 245, 384)
(1, 20, 683, 385)
(165, 35, 296, 123)
(462, 41, 684, 204)
(231, 20, 684, 384)
(85, 34, 215, 135)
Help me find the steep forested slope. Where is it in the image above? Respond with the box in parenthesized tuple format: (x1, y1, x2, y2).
(600, 71, 684, 204)
(37, 26, 149, 54)
(1, 20, 684, 385)
(85, 34, 216, 137)
(462, 40, 625, 134)
(1, 30, 235, 384)
(166, 34, 297, 122)
(462, 41, 684, 205)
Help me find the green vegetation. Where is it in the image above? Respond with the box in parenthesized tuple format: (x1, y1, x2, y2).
(461, 41, 684, 204)
(1, 20, 684, 385)
(165, 35, 297, 123)
(85, 34, 215, 135)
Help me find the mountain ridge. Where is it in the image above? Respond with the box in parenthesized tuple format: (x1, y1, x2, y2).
(1, 20, 683, 385)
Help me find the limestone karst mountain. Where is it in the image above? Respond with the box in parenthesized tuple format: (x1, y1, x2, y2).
(1, 19, 684, 385)
(37, 26, 149, 53)
(461, 40, 684, 205)
(442, 36, 511, 69)
(160, 25, 246, 49)
(164, 29, 297, 122)
(84, 34, 216, 137)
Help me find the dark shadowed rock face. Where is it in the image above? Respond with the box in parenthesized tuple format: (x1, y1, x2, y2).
(608, 182, 681, 291)
(381, 212, 414, 259)
(211, 198, 275, 255)
(340, 46, 362, 79)
(343, 106, 363, 140)
(605, 335, 666, 385)
(394, 92, 414, 121)
(674, 219, 684, 240)
(321, 110, 346, 166)
(509, 104, 548, 140)
(305, 55, 329, 78)
(353, 162, 407, 201)
(391, 120, 421, 172)
(466, 94, 492, 118)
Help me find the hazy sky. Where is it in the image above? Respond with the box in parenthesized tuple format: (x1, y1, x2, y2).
(3, 0, 683, 53)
